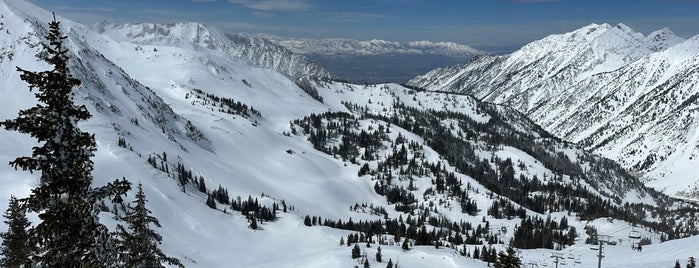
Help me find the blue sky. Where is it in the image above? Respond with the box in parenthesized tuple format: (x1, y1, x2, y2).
(29, 0, 699, 53)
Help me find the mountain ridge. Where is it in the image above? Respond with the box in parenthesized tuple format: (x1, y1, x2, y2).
(408, 23, 699, 198)
(255, 33, 488, 57)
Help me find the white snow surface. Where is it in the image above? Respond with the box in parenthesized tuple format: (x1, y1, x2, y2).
(409, 22, 699, 198)
(0, 1, 697, 267)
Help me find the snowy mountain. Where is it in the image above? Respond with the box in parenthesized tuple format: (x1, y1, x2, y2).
(93, 21, 332, 83)
(0, 1, 698, 267)
(408, 23, 699, 198)
(258, 34, 488, 84)
(257, 34, 486, 57)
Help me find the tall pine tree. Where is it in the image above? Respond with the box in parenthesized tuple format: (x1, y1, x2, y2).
(0, 196, 32, 267)
(0, 15, 131, 266)
(116, 183, 183, 268)
(494, 246, 522, 268)
(688, 257, 697, 268)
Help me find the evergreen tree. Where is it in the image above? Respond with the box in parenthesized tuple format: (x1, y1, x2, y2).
(401, 238, 410, 251)
(0, 15, 131, 266)
(116, 184, 183, 268)
(494, 246, 522, 268)
(249, 216, 258, 230)
(364, 258, 370, 268)
(0, 196, 32, 267)
(304, 215, 312, 226)
(206, 194, 216, 209)
(352, 244, 361, 259)
(688, 257, 697, 268)
(676, 260, 682, 268)
(386, 258, 393, 268)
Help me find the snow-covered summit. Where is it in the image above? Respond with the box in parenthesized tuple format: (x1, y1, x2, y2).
(94, 21, 331, 81)
(94, 21, 224, 50)
(409, 23, 699, 198)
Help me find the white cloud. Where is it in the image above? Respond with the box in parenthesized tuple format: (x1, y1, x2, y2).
(55, 6, 116, 12)
(228, 0, 310, 12)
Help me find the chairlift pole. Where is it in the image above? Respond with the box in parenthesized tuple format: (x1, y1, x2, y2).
(597, 240, 603, 268)
(551, 252, 564, 268)
(595, 235, 611, 268)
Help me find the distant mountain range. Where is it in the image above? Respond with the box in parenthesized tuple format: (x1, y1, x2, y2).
(257, 34, 485, 57)
(409, 23, 699, 198)
(258, 34, 488, 84)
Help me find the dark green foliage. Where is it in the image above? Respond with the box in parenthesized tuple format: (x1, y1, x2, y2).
(296, 76, 324, 103)
(688, 257, 696, 268)
(511, 215, 573, 249)
(231, 195, 276, 222)
(206, 194, 216, 209)
(351, 244, 361, 259)
(116, 184, 183, 268)
(211, 185, 230, 205)
(401, 238, 409, 251)
(0, 196, 32, 267)
(249, 217, 258, 230)
(386, 258, 393, 268)
(364, 258, 370, 268)
(0, 16, 131, 266)
(187, 88, 261, 118)
(494, 246, 522, 268)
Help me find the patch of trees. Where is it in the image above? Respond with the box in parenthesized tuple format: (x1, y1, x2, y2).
(187, 88, 261, 118)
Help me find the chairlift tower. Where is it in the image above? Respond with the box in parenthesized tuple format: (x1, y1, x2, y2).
(594, 235, 612, 268)
(551, 252, 565, 268)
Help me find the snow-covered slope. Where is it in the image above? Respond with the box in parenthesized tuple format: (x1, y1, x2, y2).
(1, 1, 698, 267)
(93, 22, 331, 82)
(408, 23, 699, 198)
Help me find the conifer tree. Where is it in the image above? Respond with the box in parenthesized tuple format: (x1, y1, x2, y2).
(688, 257, 697, 268)
(401, 238, 410, 251)
(364, 258, 370, 268)
(494, 246, 522, 268)
(249, 216, 258, 230)
(0, 196, 32, 267)
(0, 15, 131, 266)
(676, 260, 683, 268)
(116, 183, 183, 268)
(386, 258, 393, 268)
(352, 244, 361, 259)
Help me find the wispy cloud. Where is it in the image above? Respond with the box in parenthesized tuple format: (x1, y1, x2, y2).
(252, 11, 276, 18)
(324, 12, 388, 22)
(228, 0, 310, 12)
(56, 6, 116, 12)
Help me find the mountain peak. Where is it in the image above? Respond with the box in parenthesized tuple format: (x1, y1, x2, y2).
(646, 27, 684, 51)
(614, 23, 633, 32)
(93, 21, 222, 50)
